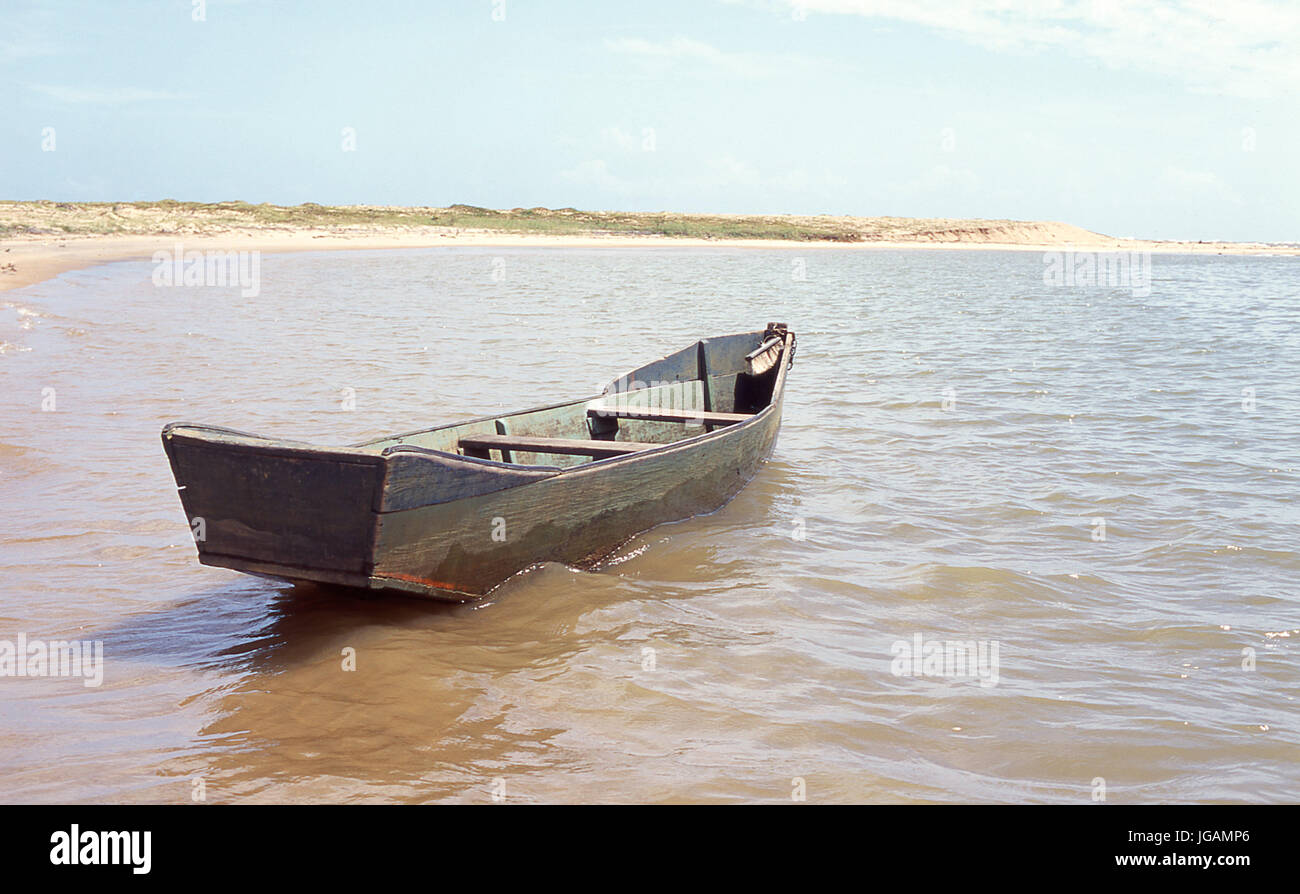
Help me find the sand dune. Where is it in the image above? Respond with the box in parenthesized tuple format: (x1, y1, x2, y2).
(1, 201, 1294, 293)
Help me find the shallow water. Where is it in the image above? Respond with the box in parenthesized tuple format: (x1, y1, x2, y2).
(0, 246, 1297, 803)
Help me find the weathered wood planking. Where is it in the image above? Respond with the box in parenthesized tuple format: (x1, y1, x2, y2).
(162, 424, 382, 573)
(370, 383, 786, 596)
(459, 433, 661, 458)
(587, 406, 751, 426)
(379, 446, 559, 512)
(160, 325, 795, 601)
(745, 336, 784, 376)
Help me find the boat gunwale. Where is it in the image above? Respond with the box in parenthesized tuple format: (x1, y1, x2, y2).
(161, 331, 793, 474)
(359, 392, 607, 452)
(161, 421, 386, 466)
(371, 332, 793, 473)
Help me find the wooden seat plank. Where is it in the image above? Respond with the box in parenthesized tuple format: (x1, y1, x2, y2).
(587, 406, 751, 426)
(460, 433, 660, 459)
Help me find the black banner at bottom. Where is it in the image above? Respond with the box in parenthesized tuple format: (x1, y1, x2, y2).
(1, 804, 1285, 881)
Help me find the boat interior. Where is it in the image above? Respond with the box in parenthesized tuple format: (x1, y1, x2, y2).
(359, 325, 790, 469)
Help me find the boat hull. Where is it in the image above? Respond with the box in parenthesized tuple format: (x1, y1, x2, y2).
(369, 391, 783, 597)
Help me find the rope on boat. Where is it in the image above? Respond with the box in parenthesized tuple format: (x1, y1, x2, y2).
(763, 321, 795, 367)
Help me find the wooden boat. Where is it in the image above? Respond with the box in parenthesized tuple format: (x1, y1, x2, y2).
(161, 323, 795, 601)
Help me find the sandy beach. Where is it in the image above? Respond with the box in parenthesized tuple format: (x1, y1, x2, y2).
(2, 201, 1295, 293)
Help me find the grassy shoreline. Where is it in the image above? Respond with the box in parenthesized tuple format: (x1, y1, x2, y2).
(0, 199, 1100, 243)
(2, 202, 1295, 294)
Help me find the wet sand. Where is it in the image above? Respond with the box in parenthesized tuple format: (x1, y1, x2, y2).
(3, 220, 1296, 294)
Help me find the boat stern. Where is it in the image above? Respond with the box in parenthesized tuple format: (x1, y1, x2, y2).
(161, 423, 384, 587)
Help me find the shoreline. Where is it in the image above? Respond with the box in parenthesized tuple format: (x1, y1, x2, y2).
(3, 226, 1296, 295)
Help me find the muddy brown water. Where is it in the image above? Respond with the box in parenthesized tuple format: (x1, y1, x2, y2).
(0, 246, 1297, 802)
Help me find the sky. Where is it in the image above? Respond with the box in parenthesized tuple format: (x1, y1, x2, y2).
(2, 0, 1298, 242)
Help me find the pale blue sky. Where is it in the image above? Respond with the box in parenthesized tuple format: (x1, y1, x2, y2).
(3, 0, 1297, 241)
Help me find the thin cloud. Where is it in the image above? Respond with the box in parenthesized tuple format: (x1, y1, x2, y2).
(758, 0, 1300, 97)
(1161, 165, 1243, 204)
(706, 154, 849, 191)
(558, 153, 848, 199)
(604, 35, 847, 78)
(599, 126, 643, 152)
(0, 4, 63, 64)
(558, 159, 638, 194)
(0, 38, 60, 63)
(28, 84, 188, 104)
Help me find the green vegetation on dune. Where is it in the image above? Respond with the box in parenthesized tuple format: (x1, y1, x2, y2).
(0, 199, 1056, 242)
